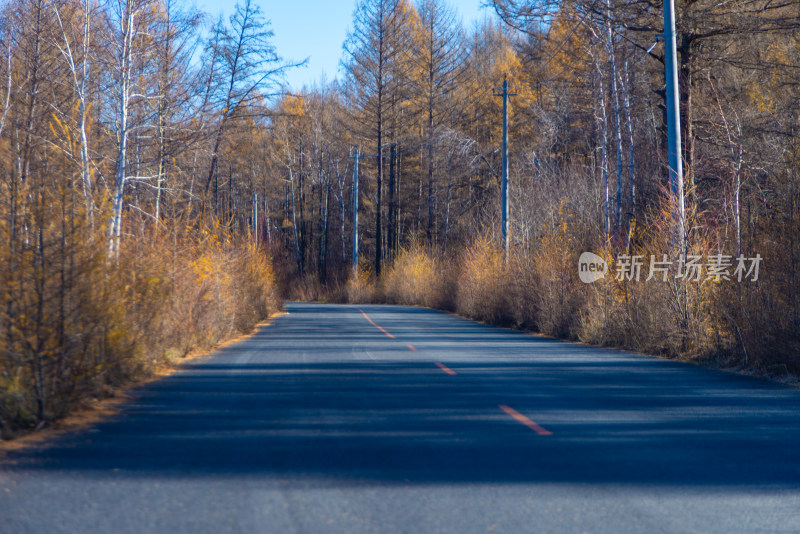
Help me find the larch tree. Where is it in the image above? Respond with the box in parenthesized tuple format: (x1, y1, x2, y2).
(342, 0, 413, 276)
(413, 0, 469, 245)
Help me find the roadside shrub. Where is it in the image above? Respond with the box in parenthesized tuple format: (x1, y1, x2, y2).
(529, 206, 592, 337)
(505, 248, 540, 329)
(455, 236, 510, 324)
(383, 242, 455, 310)
(331, 192, 799, 379)
(346, 266, 379, 303)
(578, 211, 720, 359)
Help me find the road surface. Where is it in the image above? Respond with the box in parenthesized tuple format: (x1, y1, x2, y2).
(2, 302, 800, 533)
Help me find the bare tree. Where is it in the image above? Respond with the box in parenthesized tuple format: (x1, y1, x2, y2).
(202, 0, 298, 212)
(51, 0, 95, 223)
(151, 0, 201, 226)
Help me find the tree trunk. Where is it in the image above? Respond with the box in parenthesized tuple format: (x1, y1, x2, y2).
(110, 1, 136, 258)
(621, 56, 636, 224)
(388, 144, 396, 256)
(595, 59, 610, 236)
(606, 0, 624, 237)
(288, 167, 302, 274)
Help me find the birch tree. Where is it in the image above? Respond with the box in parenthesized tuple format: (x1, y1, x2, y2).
(51, 0, 95, 223)
(107, 0, 157, 256)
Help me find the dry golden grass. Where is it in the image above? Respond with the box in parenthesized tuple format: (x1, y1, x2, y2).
(346, 266, 380, 303)
(455, 236, 509, 324)
(382, 242, 455, 310)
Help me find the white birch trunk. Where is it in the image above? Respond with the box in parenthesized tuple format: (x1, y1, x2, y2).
(621, 57, 636, 221)
(0, 39, 11, 137)
(110, 0, 136, 257)
(288, 167, 302, 272)
(52, 1, 94, 225)
(606, 0, 624, 236)
(595, 59, 610, 236)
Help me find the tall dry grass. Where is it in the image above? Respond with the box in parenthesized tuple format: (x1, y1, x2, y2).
(345, 266, 380, 304)
(383, 242, 455, 310)
(455, 237, 509, 323)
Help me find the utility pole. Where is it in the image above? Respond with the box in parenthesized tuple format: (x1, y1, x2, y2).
(349, 147, 384, 273)
(663, 0, 685, 246)
(264, 192, 272, 247)
(253, 193, 258, 244)
(351, 149, 359, 271)
(388, 144, 396, 256)
(494, 77, 516, 261)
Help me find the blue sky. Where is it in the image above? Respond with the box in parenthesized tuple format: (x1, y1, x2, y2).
(194, 0, 496, 90)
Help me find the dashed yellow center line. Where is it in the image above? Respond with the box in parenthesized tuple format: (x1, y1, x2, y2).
(359, 309, 396, 339)
(499, 404, 553, 436)
(358, 310, 420, 353)
(357, 310, 551, 437)
(435, 366, 551, 438)
(435, 362, 457, 376)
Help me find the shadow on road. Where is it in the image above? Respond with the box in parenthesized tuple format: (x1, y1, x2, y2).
(6, 350, 800, 489)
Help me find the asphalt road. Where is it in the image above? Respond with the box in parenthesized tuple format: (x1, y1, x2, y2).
(2, 302, 800, 533)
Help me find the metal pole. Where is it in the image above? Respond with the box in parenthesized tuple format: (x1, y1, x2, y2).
(352, 149, 359, 271)
(494, 78, 514, 260)
(253, 193, 258, 244)
(663, 0, 685, 245)
(502, 79, 509, 258)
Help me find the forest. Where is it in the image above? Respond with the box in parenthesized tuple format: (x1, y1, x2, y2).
(0, 0, 798, 434)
